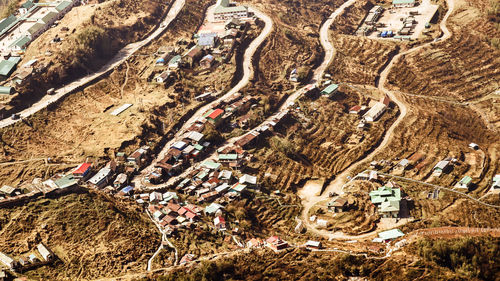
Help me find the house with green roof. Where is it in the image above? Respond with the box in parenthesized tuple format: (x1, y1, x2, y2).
(28, 22, 45, 36)
(214, 0, 248, 21)
(369, 186, 401, 218)
(21, 0, 35, 10)
(56, 1, 73, 13)
(8, 35, 31, 51)
(375, 229, 404, 242)
(0, 15, 17, 32)
(201, 160, 221, 171)
(0, 86, 15, 95)
(168, 55, 182, 69)
(455, 175, 473, 190)
(321, 83, 339, 97)
(54, 174, 78, 189)
(218, 153, 238, 162)
(0, 60, 18, 80)
(204, 202, 223, 215)
(41, 11, 59, 25)
(392, 0, 416, 8)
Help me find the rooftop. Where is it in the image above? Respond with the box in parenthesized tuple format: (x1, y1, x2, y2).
(321, 84, 339, 95)
(378, 229, 404, 240)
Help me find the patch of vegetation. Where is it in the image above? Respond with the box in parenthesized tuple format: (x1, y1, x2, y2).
(413, 237, 500, 280)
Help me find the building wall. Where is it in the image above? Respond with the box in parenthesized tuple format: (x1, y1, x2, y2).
(393, 3, 415, 8)
(214, 11, 248, 21)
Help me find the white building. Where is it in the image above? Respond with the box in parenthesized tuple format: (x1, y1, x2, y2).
(87, 167, 112, 188)
(363, 102, 386, 122)
(0, 252, 16, 269)
(37, 243, 53, 261)
(213, 0, 248, 21)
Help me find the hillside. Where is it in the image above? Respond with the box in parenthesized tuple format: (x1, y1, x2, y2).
(0, 192, 160, 280)
(5, 0, 167, 113)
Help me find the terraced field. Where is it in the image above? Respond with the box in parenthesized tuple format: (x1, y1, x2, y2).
(249, 86, 397, 191)
(329, 35, 399, 86)
(330, 0, 373, 35)
(249, 0, 343, 90)
(387, 30, 500, 101)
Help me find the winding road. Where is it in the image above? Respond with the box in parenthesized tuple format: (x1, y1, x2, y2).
(300, 0, 456, 240)
(133, 5, 274, 185)
(0, 0, 186, 128)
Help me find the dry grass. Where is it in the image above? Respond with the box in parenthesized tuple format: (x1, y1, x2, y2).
(0, 192, 159, 280)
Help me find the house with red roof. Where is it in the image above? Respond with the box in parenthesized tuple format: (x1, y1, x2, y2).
(265, 236, 288, 251)
(205, 108, 224, 125)
(72, 163, 92, 179)
(177, 207, 188, 216)
(214, 216, 226, 230)
(167, 202, 181, 213)
(185, 211, 198, 221)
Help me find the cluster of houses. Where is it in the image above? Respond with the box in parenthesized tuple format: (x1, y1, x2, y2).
(369, 183, 402, 218)
(144, 191, 202, 235)
(0, 243, 54, 272)
(318, 82, 390, 128)
(352, 171, 405, 218)
(0, 0, 78, 81)
(0, 172, 81, 207)
(139, 164, 258, 235)
(349, 94, 391, 142)
(398, 16, 418, 36)
(152, 17, 247, 85)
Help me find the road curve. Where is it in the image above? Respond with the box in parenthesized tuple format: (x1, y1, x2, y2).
(0, 0, 186, 128)
(135, 6, 274, 184)
(301, 0, 456, 240)
(313, 0, 357, 82)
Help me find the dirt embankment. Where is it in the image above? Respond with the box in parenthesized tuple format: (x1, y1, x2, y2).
(0, 192, 160, 280)
(7, 0, 166, 112)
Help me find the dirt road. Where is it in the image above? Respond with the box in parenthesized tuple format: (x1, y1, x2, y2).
(133, 6, 274, 186)
(300, 0, 456, 240)
(0, 0, 186, 128)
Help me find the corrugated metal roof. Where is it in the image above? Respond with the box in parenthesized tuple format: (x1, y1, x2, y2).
(110, 103, 132, 116)
(9, 35, 31, 49)
(56, 1, 72, 12)
(41, 11, 58, 24)
(378, 229, 404, 240)
(0, 15, 17, 32)
(0, 60, 18, 76)
(321, 84, 339, 95)
(28, 22, 44, 35)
